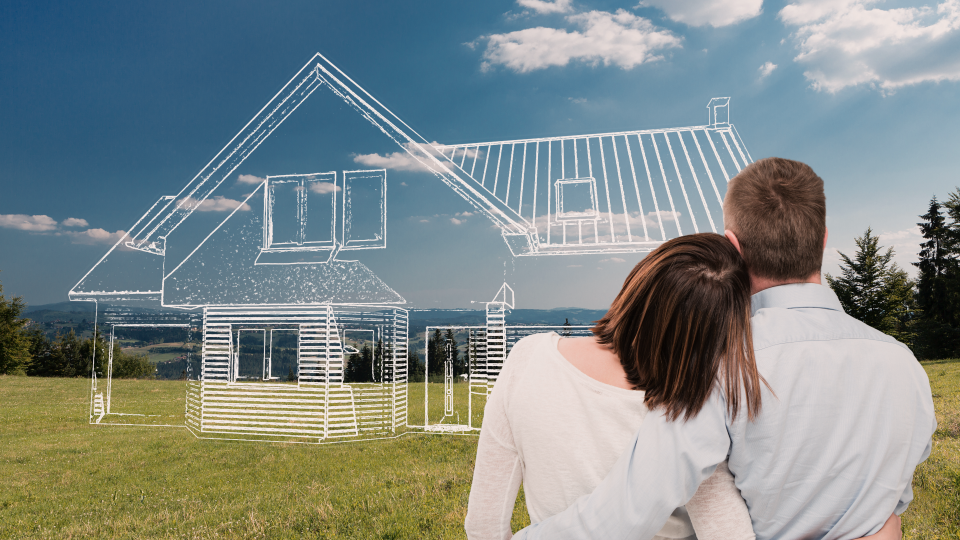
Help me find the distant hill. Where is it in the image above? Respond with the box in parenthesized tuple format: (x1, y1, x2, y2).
(24, 301, 97, 315)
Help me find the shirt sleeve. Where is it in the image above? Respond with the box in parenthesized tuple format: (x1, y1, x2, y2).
(895, 435, 931, 515)
(465, 371, 524, 539)
(514, 391, 732, 540)
(685, 461, 755, 540)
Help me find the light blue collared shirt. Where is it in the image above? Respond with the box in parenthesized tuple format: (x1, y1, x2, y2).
(516, 284, 936, 540)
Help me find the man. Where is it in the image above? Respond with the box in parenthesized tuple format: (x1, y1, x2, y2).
(515, 158, 936, 539)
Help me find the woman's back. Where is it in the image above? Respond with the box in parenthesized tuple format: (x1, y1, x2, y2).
(467, 332, 697, 538)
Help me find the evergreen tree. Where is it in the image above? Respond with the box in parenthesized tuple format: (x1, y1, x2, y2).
(915, 197, 953, 322)
(0, 277, 31, 375)
(826, 228, 915, 343)
(561, 318, 572, 337)
(345, 344, 373, 383)
(373, 339, 388, 382)
(444, 328, 463, 378)
(913, 197, 960, 358)
(427, 328, 444, 379)
(406, 350, 424, 383)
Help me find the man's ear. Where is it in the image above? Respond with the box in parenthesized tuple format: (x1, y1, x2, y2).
(724, 230, 743, 255)
(824, 227, 829, 249)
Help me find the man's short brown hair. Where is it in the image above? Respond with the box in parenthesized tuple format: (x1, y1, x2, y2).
(723, 157, 826, 281)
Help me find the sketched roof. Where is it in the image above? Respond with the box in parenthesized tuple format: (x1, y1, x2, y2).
(69, 54, 753, 305)
(119, 54, 750, 259)
(122, 53, 529, 258)
(434, 97, 749, 255)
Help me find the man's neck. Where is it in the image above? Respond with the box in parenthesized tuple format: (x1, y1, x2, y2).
(750, 272, 822, 296)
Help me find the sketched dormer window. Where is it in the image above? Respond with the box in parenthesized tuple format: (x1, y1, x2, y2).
(263, 170, 386, 254)
(555, 177, 599, 221)
(265, 172, 338, 250)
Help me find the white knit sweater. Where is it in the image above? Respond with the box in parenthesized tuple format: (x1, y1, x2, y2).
(465, 332, 756, 540)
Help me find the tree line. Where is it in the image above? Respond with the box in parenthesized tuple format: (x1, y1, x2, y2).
(0, 279, 154, 377)
(8, 189, 955, 382)
(827, 190, 960, 359)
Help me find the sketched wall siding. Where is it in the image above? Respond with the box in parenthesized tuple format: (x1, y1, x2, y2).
(188, 305, 408, 442)
(434, 122, 751, 254)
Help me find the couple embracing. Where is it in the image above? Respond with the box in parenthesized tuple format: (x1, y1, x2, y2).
(465, 158, 936, 540)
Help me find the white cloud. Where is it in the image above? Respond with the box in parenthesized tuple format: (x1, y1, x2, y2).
(568, 97, 588, 103)
(354, 150, 430, 172)
(480, 9, 682, 73)
(237, 174, 265, 185)
(178, 196, 251, 212)
(62, 217, 89, 228)
(600, 257, 628, 263)
(518, 0, 573, 14)
(450, 217, 465, 225)
(642, 210, 682, 229)
(638, 0, 763, 27)
(456, 211, 475, 217)
(419, 219, 430, 223)
(877, 226, 923, 276)
(758, 61, 778, 79)
(401, 182, 409, 187)
(780, 0, 960, 93)
(64, 228, 127, 245)
(309, 182, 341, 195)
(352, 141, 448, 173)
(0, 214, 58, 232)
(567, 264, 583, 267)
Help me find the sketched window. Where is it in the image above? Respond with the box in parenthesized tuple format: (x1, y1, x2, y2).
(341, 170, 387, 250)
(555, 177, 599, 221)
(265, 172, 337, 250)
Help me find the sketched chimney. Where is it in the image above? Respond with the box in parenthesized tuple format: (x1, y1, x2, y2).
(707, 97, 731, 128)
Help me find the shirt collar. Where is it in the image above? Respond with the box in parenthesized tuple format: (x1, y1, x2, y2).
(750, 283, 844, 316)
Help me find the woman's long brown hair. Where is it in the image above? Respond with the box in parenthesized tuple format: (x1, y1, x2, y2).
(593, 233, 766, 422)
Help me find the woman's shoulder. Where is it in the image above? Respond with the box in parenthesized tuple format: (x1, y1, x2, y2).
(506, 332, 558, 362)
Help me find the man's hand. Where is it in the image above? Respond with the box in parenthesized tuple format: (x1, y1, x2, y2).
(861, 514, 901, 540)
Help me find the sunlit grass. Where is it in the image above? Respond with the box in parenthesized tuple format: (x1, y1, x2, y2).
(902, 359, 960, 539)
(0, 359, 956, 538)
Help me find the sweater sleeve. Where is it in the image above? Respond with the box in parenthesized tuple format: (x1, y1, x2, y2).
(685, 461, 756, 540)
(465, 364, 524, 539)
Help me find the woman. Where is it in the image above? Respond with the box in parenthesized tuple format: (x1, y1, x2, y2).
(465, 234, 901, 540)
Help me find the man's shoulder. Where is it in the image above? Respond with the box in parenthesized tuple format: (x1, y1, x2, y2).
(751, 305, 912, 355)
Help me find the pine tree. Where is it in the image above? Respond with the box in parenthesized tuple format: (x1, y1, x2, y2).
(913, 197, 960, 358)
(915, 197, 952, 322)
(344, 344, 373, 383)
(406, 350, 424, 383)
(428, 328, 444, 380)
(0, 277, 31, 375)
(444, 328, 462, 378)
(825, 228, 915, 343)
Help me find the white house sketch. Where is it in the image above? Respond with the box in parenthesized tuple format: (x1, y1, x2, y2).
(70, 53, 753, 444)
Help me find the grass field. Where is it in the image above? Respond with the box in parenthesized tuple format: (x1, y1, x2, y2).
(0, 360, 957, 539)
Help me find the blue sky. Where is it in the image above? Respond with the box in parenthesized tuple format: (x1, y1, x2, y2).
(2, 0, 960, 309)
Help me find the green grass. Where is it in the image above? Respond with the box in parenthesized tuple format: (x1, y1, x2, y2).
(902, 359, 960, 540)
(0, 360, 957, 538)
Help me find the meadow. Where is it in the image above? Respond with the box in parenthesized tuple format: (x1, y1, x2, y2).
(0, 359, 957, 539)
